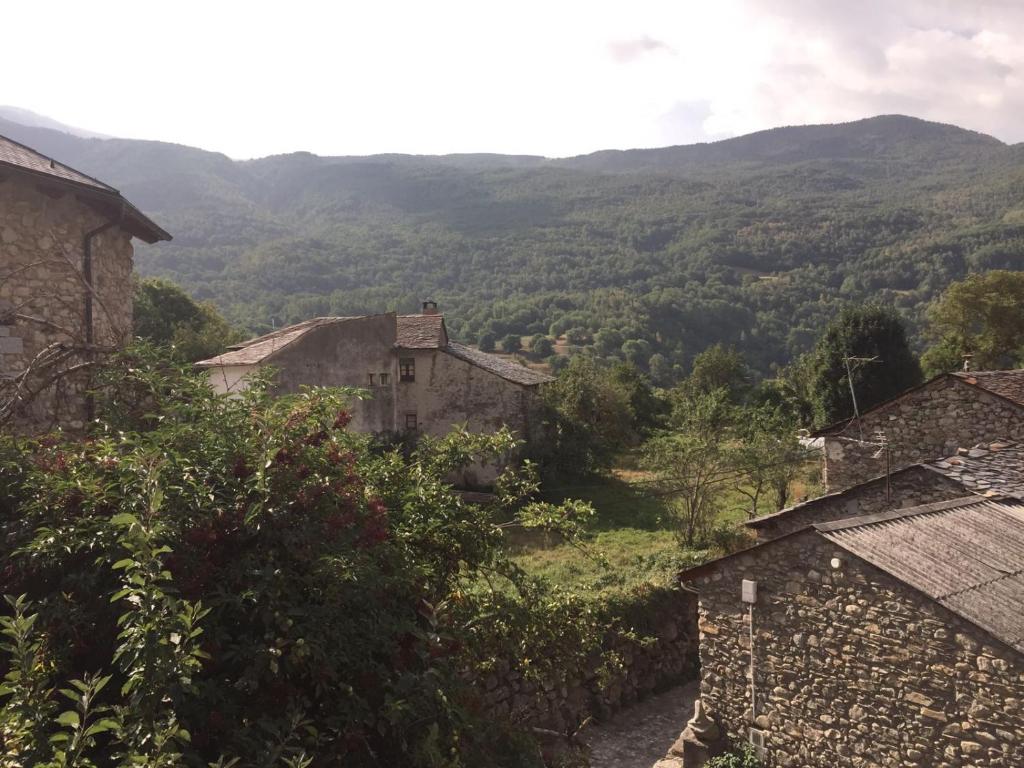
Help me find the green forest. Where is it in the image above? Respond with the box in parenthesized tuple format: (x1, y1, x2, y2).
(3, 114, 1024, 380)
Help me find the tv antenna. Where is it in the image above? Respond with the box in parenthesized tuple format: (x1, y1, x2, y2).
(843, 356, 881, 440)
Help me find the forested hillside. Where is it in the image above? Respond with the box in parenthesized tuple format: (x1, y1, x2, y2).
(4, 113, 1023, 378)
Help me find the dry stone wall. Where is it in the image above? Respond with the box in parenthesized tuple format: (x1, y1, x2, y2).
(476, 589, 699, 734)
(692, 531, 1024, 767)
(0, 175, 133, 431)
(822, 376, 1024, 491)
(751, 465, 968, 541)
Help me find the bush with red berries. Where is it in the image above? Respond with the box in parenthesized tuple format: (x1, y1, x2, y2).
(0, 345, 606, 767)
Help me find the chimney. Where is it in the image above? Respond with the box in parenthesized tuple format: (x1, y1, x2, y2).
(422, 300, 439, 315)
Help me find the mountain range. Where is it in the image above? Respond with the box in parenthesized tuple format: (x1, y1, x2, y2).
(1, 110, 1022, 378)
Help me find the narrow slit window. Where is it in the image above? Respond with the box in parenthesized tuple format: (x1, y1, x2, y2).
(379, 372, 390, 386)
(400, 358, 415, 382)
(368, 373, 375, 386)
(405, 412, 418, 431)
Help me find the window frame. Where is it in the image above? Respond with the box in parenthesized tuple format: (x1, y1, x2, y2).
(405, 412, 418, 431)
(400, 357, 416, 382)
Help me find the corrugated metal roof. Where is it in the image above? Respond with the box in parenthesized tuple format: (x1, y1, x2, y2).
(445, 342, 553, 386)
(819, 497, 1024, 654)
(0, 133, 170, 243)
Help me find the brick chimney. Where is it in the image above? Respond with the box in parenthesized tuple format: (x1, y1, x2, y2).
(422, 300, 439, 315)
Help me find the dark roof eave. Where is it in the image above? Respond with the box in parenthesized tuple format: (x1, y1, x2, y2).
(0, 160, 171, 244)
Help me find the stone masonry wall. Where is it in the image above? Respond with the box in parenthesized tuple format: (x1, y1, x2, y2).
(692, 531, 1024, 767)
(478, 589, 699, 734)
(0, 175, 134, 431)
(751, 465, 968, 541)
(822, 376, 1024, 490)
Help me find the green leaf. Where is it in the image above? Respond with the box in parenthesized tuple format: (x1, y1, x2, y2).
(110, 513, 139, 527)
(56, 710, 80, 728)
(84, 718, 120, 737)
(112, 558, 135, 570)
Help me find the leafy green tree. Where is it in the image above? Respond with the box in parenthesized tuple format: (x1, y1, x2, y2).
(621, 339, 652, 368)
(686, 344, 751, 402)
(808, 304, 922, 428)
(648, 353, 671, 386)
(477, 331, 496, 352)
(134, 278, 240, 362)
(500, 333, 522, 353)
(924, 270, 1024, 371)
(732, 403, 806, 514)
(593, 328, 624, 357)
(564, 327, 589, 346)
(535, 356, 636, 477)
(528, 334, 554, 357)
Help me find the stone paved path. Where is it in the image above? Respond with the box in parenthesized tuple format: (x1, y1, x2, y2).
(581, 682, 698, 768)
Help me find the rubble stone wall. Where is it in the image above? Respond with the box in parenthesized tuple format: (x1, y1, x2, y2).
(751, 465, 968, 541)
(822, 376, 1024, 490)
(480, 589, 699, 733)
(692, 531, 1024, 767)
(0, 175, 134, 431)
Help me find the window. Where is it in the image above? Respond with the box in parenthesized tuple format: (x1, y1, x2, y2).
(367, 373, 375, 386)
(405, 412, 418, 431)
(379, 372, 390, 386)
(400, 357, 415, 382)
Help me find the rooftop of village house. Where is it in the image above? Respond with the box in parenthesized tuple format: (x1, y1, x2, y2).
(0, 133, 171, 244)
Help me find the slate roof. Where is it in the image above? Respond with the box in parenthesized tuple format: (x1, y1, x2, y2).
(818, 496, 1024, 654)
(197, 314, 554, 386)
(813, 370, 1024, 437)
(927, 441, 1024, 498)
(445, 342, 553, 386)
(396, 315, 447, 349)
(196, 318, 356, 367)
(0, 133, 170, 243)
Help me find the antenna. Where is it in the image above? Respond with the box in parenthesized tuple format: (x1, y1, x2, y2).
(871, 430, 892, 506)
(843, 356, 881, 440)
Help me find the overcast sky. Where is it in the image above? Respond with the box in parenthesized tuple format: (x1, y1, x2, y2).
(4, 0, 1023, 158)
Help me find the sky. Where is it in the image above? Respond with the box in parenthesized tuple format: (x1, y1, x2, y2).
(3, 0, 1024, 159)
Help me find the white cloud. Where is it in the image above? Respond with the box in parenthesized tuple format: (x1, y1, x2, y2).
(0, 0, 1023, 157)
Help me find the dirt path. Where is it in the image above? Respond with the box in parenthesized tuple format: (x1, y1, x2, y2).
(581, 682, 697, 768)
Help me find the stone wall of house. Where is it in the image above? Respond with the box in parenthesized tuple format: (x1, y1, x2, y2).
(478, 588, 699, 733)
(691, 531, 1024, 767)
(0, 175, 134, 431)
(822, 376, 1024, 490)
(751, 465, 968, 541)
(397, 348, 541, 485)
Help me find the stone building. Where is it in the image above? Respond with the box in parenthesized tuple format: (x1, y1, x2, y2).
(0, 133, 170, 431)
(672, 495, 1024, 767)
(746, 441, 1024, 541)
(814, 371, 1024, 491)
(197, 304, 552, 484)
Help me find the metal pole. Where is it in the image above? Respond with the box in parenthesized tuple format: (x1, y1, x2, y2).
(844, 357, 863, 441)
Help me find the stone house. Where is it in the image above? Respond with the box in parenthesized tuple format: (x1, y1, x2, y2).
(0, 133, 170, 430)
(197, 304, 552, 484)
(745, 441, 1024, 541)
(672, 495, 1024, 768)
(814, 370, 1024, 491)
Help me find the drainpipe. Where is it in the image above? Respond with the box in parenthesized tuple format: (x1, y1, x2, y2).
(81, 205, 124, 420)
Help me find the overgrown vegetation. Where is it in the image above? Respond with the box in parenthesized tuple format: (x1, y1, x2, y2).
(0, 346, 616, 766)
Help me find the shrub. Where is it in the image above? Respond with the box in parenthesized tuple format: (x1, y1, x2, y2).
(0, 345, 607, 766)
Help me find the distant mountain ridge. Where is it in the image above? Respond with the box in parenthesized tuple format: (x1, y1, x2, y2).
(1, 109, 1022, 378)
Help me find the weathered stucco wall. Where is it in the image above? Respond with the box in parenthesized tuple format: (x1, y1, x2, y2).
(751, 466, 968, 541)
(397, 348, 540, 484)
(822, 377, 1024, 490)
(0, 175, 133, 431)
(691, 532, 1024, 767)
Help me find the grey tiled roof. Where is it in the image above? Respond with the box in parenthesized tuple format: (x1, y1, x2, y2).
(444, 342, 553, 386)
(819, 496, 1024, 654)
(926, 441, 1024, 499)
(953, 370, 1024, 407)
(196, 318, 356, 367)
(396, 315, 447, 349)
(0, 133, 170, 243)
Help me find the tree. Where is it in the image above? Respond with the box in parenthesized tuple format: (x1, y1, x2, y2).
(732, 403, 807, 515)
(808, 304, 922, 428)
(535, 356, 636, 477)
(687, 344, 751, 402)
(477, 331, 496, 352)
(648, 353, 671, 386)
(528, 334, 554, 357)
(593, 328, 624, 357)
(643, 389, 737, 546)
(565, 327, 589, 346)
(500, 333, 522, 353)
(134, 278, 240, 362)
(924, 271, 1024, 371)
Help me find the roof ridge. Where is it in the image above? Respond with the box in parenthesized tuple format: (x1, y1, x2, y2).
(0, 132, 118, 193)
(813, 495, 1000, 532)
